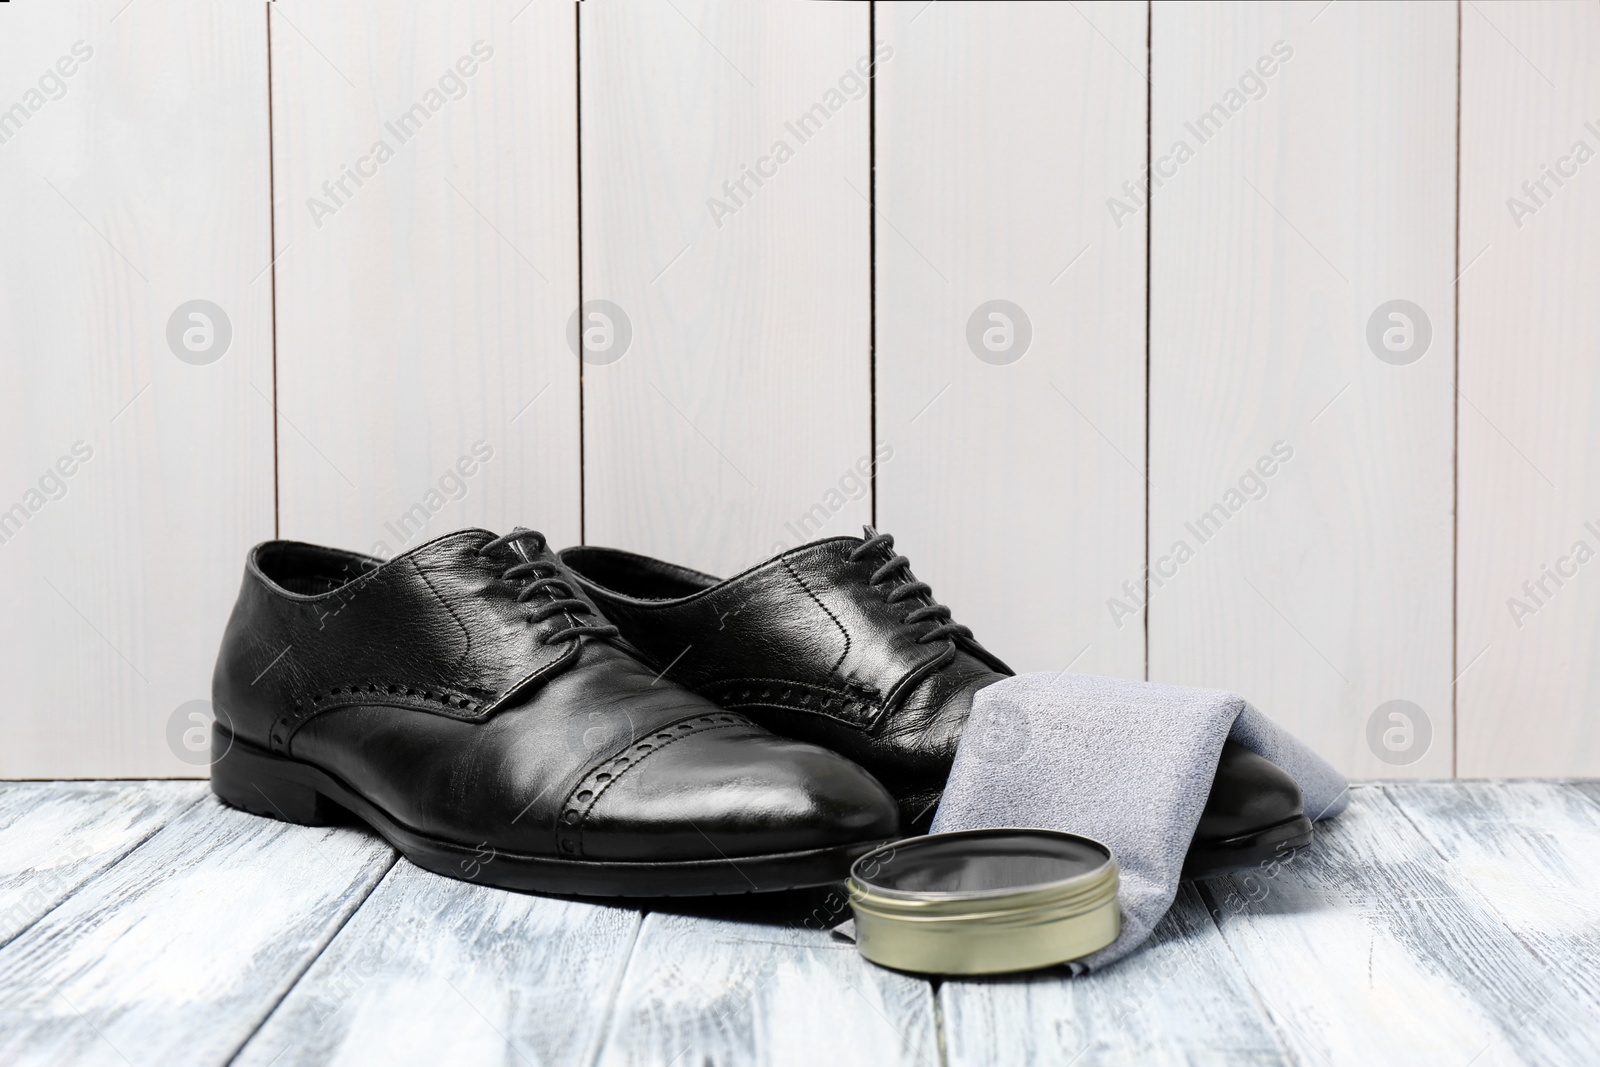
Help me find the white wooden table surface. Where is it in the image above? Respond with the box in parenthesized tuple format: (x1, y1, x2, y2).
(0, 781, 1595, 1066)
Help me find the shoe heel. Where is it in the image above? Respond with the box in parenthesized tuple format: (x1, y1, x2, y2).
(210, 725, 344, 826)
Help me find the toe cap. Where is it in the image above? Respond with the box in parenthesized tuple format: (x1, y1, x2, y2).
(1194, 741, 1305, 842)
(576, 721, 900, 862)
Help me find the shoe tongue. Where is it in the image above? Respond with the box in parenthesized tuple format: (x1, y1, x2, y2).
(848, 525, 903, 575)
(504, 525, 553, 564)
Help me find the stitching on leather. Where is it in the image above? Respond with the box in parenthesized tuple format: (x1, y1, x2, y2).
(411, 557, 473, 673)
(304, 683, 484, 711)
(706, 678, 881, 726)
(295, 683, 486, 722)
(556, 715, 745, 857)
(278, 683, 490, 752)
(278, 678, 506, 754)
(883, 641, 957, 712)
(704, 676, 876, 704)
(482, 639, 579, 717)
(782, 557, 851, 678)
(555, 713, 747, 858)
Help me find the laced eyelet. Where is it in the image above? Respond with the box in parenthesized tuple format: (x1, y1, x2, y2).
(847, 529, 973, 646)
(478, 529, 619, 645)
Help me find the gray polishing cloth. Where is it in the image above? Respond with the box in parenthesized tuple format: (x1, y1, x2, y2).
(927, 671, 1349, 970)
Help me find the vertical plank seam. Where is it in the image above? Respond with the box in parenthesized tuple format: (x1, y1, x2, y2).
(0, 788, 209, 956)
(583, 910, 647, 1067)
(222, 851, 403, 1066)
(930, 981, 950, 1067)
(1375, 782, 1449, 862)
(266, 0, 281, 540)
(1451, 0, 1462, 777)
(1142, 0, 1153, 682)
(575, 0, 587, 545)
(868, 1, 878, 529)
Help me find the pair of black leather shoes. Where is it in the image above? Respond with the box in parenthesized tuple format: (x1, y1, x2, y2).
(211, 527, 1310, 897)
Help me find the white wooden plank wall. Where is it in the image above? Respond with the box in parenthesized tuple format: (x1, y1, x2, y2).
(874, 1, 1148, 680)
(1457, 1, 1600, 775)
(1147, 0, 1458, 778)
(1, 0, 1598, 778)
(579, 0, 872, 575)
(0, 0, 275, 778)
(270, 0, 582, 555)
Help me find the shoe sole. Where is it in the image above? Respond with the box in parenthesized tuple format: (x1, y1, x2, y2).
(1181, 814, 1315, 881)
(210, 725, 893, 898)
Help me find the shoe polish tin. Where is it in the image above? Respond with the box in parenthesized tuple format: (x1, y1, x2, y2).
(847, 828, 1120, 976)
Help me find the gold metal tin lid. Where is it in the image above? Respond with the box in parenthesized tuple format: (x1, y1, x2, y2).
(847, 828, 1120, 976)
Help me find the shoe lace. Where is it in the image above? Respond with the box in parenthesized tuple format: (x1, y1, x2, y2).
(478, 530, 619, 646)
(846, 530, 972, 645)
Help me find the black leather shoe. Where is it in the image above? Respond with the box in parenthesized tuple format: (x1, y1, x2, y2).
(1182, 745, 1313, 878)
(209, 528, 899, 896)
(559, 529, 1312, 878)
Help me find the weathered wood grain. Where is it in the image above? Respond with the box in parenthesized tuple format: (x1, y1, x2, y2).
(940, 884, 1289, 1066)
(1386, 780, 1600, 1013)
(234, 857, 641, 1067)
(0, 796, 394, 1066)
(1202, 784, 1593, 1065)
(874, 0, 1148, 678)
(0, 780, 203, 948)
(1456, 1, 1600, 775)
(594, 903, 938, 1067)
(0, 781, 1597, 1064)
